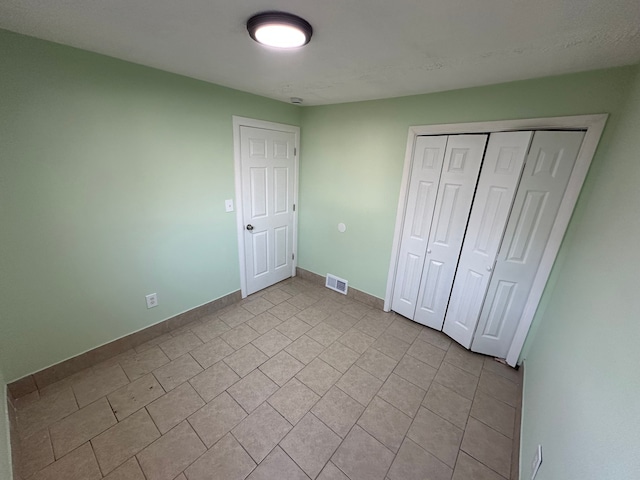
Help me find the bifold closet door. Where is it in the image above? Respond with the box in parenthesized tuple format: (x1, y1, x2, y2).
(471, 130, 585, 358)
(413, 135, 488, 329)
(391, 136, 447, 319)
(443, 131, 533, 348)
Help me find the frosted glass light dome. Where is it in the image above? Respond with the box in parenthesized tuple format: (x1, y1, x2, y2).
(248, 12, 313, 49)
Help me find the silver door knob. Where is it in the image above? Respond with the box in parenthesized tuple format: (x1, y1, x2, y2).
(246, 224, 254, 231)
(427, 249, 432, 254)
(486, 266, 493, 272)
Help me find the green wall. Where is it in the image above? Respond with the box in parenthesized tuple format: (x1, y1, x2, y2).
(519, 67, 640, 479)
(297, 67, 635, 299)
(0, 29, 301, 382)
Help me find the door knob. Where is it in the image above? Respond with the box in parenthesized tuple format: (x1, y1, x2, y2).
(427, 249, 432, 254)
(486, 266, 493, 272)
(246, 224, 254, 231)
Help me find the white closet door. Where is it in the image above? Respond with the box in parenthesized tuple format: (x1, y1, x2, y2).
(471, 130, 585, 358)
(391, 136, 448, 319)
(443, 131, 533, 347)
(414, 134, 488, 329)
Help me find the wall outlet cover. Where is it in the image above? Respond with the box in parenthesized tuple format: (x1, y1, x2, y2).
(145, 293, 158, 309)
(531, 444, 542, 479)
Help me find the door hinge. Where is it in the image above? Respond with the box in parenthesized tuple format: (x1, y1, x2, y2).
(292, 253, 295, 260)
(293, 204, 296, 212)
(294, 147, 297, 156)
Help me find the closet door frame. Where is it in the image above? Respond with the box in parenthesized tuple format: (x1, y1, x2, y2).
(384, 114, 607, 367)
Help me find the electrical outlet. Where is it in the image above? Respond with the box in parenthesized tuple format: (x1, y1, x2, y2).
(531, 444, 542, 479)
(225, 199, 234, 212)
(145, 293, 158, 309)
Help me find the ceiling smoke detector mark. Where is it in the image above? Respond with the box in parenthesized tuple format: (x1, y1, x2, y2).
(531, 444, 542, 480)
(326, 273, 348, 295)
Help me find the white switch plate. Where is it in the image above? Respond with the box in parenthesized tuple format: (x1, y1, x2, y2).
(225, 199, 234, 212)
(145, 293, 158, 309)
(531, 444, 542, 479)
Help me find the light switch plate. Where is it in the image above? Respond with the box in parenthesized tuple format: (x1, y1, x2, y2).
(531, 444, 542, 479)
(225, 199, 234, 212)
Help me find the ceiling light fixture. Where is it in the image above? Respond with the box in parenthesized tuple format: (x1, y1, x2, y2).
(247, 12, 313, 49)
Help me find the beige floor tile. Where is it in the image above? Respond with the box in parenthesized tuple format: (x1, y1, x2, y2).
(416, 328, 452, 351)
(247, 446, 308, 480)
(152, 354, 203, 392)
(186, 433, 256, 480)
(453, 451, 506, 480)
(354, 316, 393, 338)
(371, 335, 410, 361)
(296, 358, 342, 396)
(103, 457, 146, 480)
(18, 429, 54, 478)
(221, 324, 261, 350)
(120, 347, 170, 381)
(482, 358, 520, 384)
(261, 288, 292, 306)
(269, 301, 301, 321)
(17, 387, 78, 438)
(355, 348, 398, 381)
(307, 322, 343, 347)
(276, 317, 312, 340)
(91, 409, 160, 474)
(387, 438, 452, 480)
(31, 443, 101, 480)
(228, 369, 278, 412)
(285, 335, 325, 364)
(311, 385, 364, 438)
(242, 297, 275, 315)
(190, 337, 235, 369)
(336, 365, 383, 406)
(252, 329, 292, 357)
(331, 425, 394, 480)
(478, 370, 519, 407)
(159, 332, 203, 360)
(288, 293, 319, 310)
(231, 403, 292, 463)
(281, 413, 342, 478)
(444, 344, 484, 376)
(296, 305, 330, 326)
(461, 417, 512, 478)
(407, 340, 446, 369)
(358, 396, 412, 453)
(223, 344, 269, 377)
(393, 354, 437, 391)
(188, 391, 247, 447)
(147, 382, 205, 433)
(377, 374, 426, 419)
(137, 421, 206, 480)
(72, 364, 130, 408)
(423, 382, 472, 429)
(337, 329, 375, 354)
(220, 306, 255, 328)
(471, 392, 515, 438)
(385, 319, 421, 344)
(135, 334, 174, 354)
(259, 351, 305, 386)
(434, 362, 479, 400)
(246, 312, 283, 334)
(313, 298, 343, 315)
(191, 318, 231, 343)
(340, 302, 372, 320)
(319, 341, 360, 373)
(407, 407, 463, 468)
(108, 374, 164, 421)
(189, 361, 240, 402)
(318, 462, 349, 480)
(268, 378, 320, 425)
(323, 312, 359, 333)
(50, 397, 117, 458)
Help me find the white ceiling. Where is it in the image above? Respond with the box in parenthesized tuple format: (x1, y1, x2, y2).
(1, 0, 639, 105)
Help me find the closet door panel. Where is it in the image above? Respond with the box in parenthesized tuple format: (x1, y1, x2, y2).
(414, 134, 488, 329)
(391, 136, 448, 319)
(472, 130, 585, 358)
(443, 131, 532, 347)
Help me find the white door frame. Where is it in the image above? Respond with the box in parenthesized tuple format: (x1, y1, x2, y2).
(384, 114, 608, 366)
(232, 116, 300, 298)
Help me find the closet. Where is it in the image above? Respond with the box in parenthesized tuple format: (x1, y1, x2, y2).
(391, 129, 585, 359)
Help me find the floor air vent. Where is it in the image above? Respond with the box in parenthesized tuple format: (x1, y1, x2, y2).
(326, 274, 348, 295)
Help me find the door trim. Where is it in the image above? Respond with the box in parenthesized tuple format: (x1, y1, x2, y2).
(232, 116, 300, 299)
(384, 114, 608, 366)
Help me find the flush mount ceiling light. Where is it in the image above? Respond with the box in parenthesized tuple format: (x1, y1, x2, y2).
(247, 12, 313, 48)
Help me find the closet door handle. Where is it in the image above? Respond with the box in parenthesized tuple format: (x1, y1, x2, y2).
(427, 249, 432, 254)
(486, 266, 493, 272)
(246, 224, 254, 231)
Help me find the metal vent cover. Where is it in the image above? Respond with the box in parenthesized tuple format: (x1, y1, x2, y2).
(326, 273, 348, 295)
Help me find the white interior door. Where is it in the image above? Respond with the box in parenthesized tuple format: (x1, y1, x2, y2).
(414, 135, 488, 329)
(472, 130, 585, 357)
(443, 131, 533, 347)
(391, 136, 448, 319)
(240, 126, 296, 295)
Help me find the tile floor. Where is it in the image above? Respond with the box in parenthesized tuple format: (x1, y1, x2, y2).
(12, 277, 522, 480)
